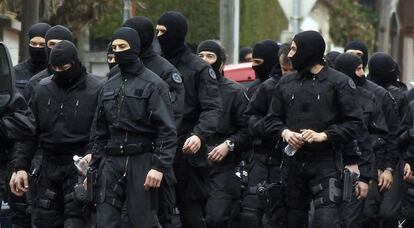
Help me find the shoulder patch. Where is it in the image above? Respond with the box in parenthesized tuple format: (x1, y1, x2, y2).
(171, 73, 182, 84)
(348, 79, 357, 90)
(208, 68, 217, 80)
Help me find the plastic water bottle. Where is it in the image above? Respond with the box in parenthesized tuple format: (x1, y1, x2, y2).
(73, 155, 88, 176)
(283, 145, 297, 156)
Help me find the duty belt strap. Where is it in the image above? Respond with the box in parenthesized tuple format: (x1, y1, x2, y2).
(105, 143, 154, 156)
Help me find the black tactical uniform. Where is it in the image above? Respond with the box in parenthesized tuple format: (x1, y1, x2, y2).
(14, 23, 51, 95)
(10, 22, 50, 228)
(246, 40, 279, 98)
(91, 27, 177, 228)
(400, 100, 414, 227)
(2, 92, 36, 228)
(365, 52, 409, 228)
(241, 59, 286, 228)
(14, 41, 103, 227)
(334, 53, 385, 228)
(119, 16, 185, 228)
(157, 12, 222, 228)
(23, 25, 73, 102)
(263, 31, 363, 228)
(196, 40, 250, 228)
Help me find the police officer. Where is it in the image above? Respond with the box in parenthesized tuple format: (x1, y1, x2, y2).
(241, 40, 286, 228)
(156, 11, 222, 228)
(88, 27, 176, 228)
(23, 25, 73, 101)
(4, 97, 36, 228)
(196, 40, 249, 228)
(344, 42, 400, 227)
(8, 22, 50, 228)
(263, 31, 363, 228)
(334, 53, 386, 228)
(399, 99, 414, 228)
(1, 93, 36, 228)
(365, 52, 409, 227)
(14, 22, 51, 94)
(247, 40, 279, 98)
(121, 16, 185, 228)
(12, 40, 103, 227)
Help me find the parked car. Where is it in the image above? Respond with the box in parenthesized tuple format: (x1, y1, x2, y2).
(224, 62, 255, 86)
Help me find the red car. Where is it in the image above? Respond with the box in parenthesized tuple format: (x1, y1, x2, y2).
(224, 62, 255, 85)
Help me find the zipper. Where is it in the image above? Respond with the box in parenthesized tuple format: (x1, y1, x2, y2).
(74, 99, 79, 117)
(117, 78, 127, 122)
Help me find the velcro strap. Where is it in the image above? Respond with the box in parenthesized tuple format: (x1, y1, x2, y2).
(38, 199, 51, 209)
(108, 198, 123, 210)
(311, 184, 323, 195)
(44, 189, 57, 200)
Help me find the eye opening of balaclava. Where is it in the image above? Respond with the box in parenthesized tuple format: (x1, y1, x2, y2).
(106, 42, 116, 70)
(197, 40, 224, 79)
(156, 11, 188, 58)
(344, 40, 368, 70)
(334, 53, 365, 86)
(290, 30, 325, 72)
(28, 23, 51, 66)
(45, 25, 73, 62)
(368, 52, 399, 88)
(49, 40, 82, 88)
(111, 27, 143, 77)
(252, 39, 279, 81)
(123, 16, 155, 53)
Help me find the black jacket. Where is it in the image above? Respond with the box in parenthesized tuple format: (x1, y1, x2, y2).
(23, 68, 51, 102)
(246, 74, 282, 158)
(361, 80, 400, 169)
(14, 69, 103, 171)
(343, 87, 387, 182)
(208, 77, 249, 165)
(91, 66, 177, 174)
(108, 48, 185, 127)
(165, 46, 222, 142)
(263, 66, 363, 154)
(14, 59, 46, 95)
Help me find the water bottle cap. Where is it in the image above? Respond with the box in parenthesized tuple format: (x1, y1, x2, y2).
(73, 155, 80, 161)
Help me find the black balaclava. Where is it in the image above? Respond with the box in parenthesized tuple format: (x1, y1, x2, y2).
(197, 40, 224, 80)
(291, 30, 325, 72)
(123, 16, 155, 53)
(344, 40, 368, 69)
(106, 42, 116, 70)
(45, 25, 73, 61)
(49, 40, 83, 88)
(252, 40, 279, 81)
(239, 46, 252, 63)
(335, 53, 365, 86)
(325, 51, 341, 68)
(28, 23, 51, 67)
(111, 27, 143, 78)
(157, 11, 188, 58)
(368, 52, 399, 88)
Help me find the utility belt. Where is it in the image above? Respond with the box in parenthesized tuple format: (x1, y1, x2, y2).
(105, 143, 155, 156)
